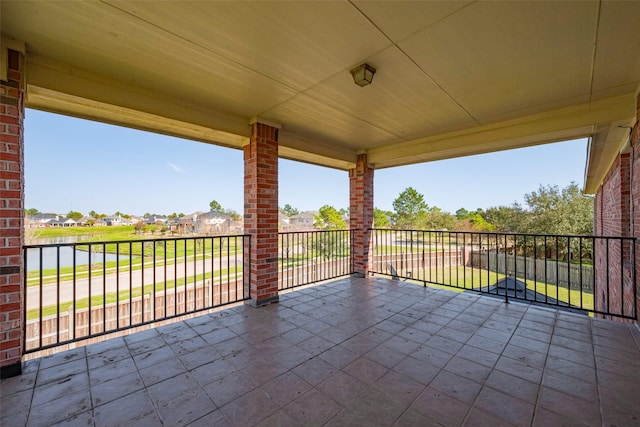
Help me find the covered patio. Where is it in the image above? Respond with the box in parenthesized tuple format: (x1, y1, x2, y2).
(2, 4, 640, 425)
(3, 276, 640, 426)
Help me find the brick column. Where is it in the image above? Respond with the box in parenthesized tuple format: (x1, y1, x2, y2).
(349, 153, 374, 277)
(0, 49, 25, 378)
(244, 118, 279, 306)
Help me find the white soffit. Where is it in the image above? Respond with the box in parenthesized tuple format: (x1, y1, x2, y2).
(1, 0, 639, 181)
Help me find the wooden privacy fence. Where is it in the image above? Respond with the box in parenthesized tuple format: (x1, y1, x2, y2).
(25, 280, 244, 351)
(470, 251, 594, 292)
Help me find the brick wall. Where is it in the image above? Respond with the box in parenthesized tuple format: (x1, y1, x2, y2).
(594, 153, 634, 319)
(594, 92, 640, 321)
(595, 153, 630, 236)
(632, 92, 640, 321)
(0, 49, 25, 378)
(349, 154, 374, 276)
(244, 121, 279, 306)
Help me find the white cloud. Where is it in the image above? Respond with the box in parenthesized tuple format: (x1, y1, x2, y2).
(168, 162, 183, 173)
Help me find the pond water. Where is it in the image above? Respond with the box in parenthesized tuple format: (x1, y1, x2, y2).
(26, 236, 131, 271)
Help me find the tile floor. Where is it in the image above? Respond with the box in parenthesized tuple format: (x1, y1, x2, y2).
(2, 277, 640, 426)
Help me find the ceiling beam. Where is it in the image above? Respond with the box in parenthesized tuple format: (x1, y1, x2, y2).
(368, 93, 637, 169)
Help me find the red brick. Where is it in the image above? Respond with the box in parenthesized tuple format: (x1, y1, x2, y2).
(245, 121, 279, 306)
(0, 48, 24, 370)
(349, 154, 374, 276)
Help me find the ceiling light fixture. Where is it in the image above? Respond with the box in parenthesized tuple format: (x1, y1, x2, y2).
(350, 63, 376, 87)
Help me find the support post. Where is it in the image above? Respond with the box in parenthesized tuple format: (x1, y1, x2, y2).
(349, 153, 374, 277)
(0, 48, 25, 378)
(244, 118, 280, 306)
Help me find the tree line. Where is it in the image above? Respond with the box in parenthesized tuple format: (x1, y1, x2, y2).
(280, 182, 593, 236)
(28, 183, 592, 237)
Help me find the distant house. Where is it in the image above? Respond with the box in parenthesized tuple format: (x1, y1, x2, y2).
(288, 211, 318, 231)
(164, 218, 179, 233)
(279, 212, 291, 230)
(177, 213, 199, 234)
(229, 218, 243, 234)
(129, 215, 144, 224)
(197, 210, 232, 234)
(50, 217, 77, 227)
(76, 216, 96, 226)
(103, 215, 133, 226)
(26, 213, 59, 228)
(145, 215, 168, 226)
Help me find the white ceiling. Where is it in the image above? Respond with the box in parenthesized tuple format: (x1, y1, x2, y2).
(2, 0, 639, 192)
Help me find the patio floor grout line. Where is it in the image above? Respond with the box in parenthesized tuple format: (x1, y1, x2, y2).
(6, 277, 640, 426)
(529, 305, 558, 427)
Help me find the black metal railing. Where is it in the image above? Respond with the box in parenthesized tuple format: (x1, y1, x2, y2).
(370, 229, 637, 319)
(23, 234, 250, 353)
(278, 230, 352, 290)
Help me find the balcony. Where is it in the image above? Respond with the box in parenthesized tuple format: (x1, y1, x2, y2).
(3, 229, 640, 425)
(3, 275, 640, 426)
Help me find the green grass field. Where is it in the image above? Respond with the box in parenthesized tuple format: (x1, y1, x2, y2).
(384, 265, 595, 311)
(26, 227, 245, 286)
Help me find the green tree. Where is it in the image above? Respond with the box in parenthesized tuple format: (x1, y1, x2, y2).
(455, 208, 469, 219)
(224, 209, 241, 221)
(392, 187, 428, 229)
(314, 205, 347, 230)
(373, 208, 391, 228)
(25, 208, 40, 216)
(279, 204, 299, 217)
(424, 207, 455, 230)
(209, 200, 222, 212)
(313, 232, 348, 261)
(523, 182, 592, 235)
(468, 212, 495, 232)
(134, 221, 145, 234)
(66, 210, 83, 221)
(482, 204, 527, 232)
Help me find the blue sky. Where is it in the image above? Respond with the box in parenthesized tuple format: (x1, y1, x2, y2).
(25, 109, 588, 216)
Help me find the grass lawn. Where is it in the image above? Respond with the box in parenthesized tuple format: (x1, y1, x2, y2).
(385, 265, 595, 311)
(30, 226, 141, 240)
(26, 232, 245, 286)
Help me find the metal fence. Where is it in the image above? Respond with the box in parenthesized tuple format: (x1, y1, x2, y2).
(278, 230, 352, 290)
(24, 235, 250, 353)
(370, 229, 637, 319)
